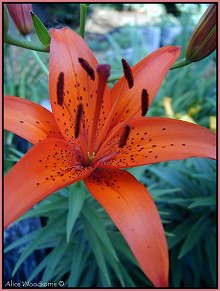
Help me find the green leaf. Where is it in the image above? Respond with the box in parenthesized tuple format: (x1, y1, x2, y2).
(18, 199, 68, 221)
(116, 265, 136, 287)
(188, 195, 216, 208)
(28, 254, 51, 281)
(178, 216, 210, 258)
(102, 243, 126, 287)
(66, 187, 85, 243)
(4, 229, 40, 253)
(190, 244, 202, 287)
(170, 248, 182, 287)
(150, 187, 181, 198)
(68, 239, 89, 287)
(82, 216, 111, 286)
(168, 217, 194, 249)
(81, 202, 119, 262)
(8, 147, 24, 158)
(204, 230, 216, 285)
(30, 11, 51, 46)
(191, 173, 216, 181)
(79, 263, 97, 287)
(12, 215, 65, 276)
(165, 231, 175, 237)
(42, 238, 68, 282)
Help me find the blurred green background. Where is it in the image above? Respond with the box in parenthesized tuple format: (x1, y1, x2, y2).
(4, 3, 216, 288)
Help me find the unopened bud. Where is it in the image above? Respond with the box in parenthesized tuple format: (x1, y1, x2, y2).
(6, 4, 33, 36)
(186, 4, 216, 62)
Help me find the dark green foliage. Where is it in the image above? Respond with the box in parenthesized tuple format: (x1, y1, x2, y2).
(145, 158, 216, 287)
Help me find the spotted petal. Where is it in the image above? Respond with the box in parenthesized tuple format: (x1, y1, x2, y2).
(4, 96, 62, 144)
(4, 137, 94, 228)
(109, 46, 181, 128)
(84, 168, 168, 287)
(49, 28, 111, 151)
(95, 117, 216, 168)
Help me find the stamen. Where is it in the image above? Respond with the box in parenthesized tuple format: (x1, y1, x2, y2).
(57, 72, 64, 106)
(119, 125, 131, 148)
(78, 58, 95, 81)
(121, 59, 134, 89)
(89, 64, 111, 153)
(75, 103, 83, 138)
(141, 89, 149, 116)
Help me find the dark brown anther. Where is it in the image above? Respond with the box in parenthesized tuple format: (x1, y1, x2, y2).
(121, 59, 134, 89)
(75, 103, 83, 138)
(119, 125, 131, 148)
(57, 72, 64, 106)
(78, 58, 95, 81)
(141, 89, 149, 116)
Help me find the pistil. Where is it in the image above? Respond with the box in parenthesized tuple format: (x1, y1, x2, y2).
(88, 64, 111, 156)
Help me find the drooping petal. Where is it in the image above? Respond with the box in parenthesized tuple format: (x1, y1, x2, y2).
(4, 96, 62, 144)
(95, 117, 216, 168)
(4, 137, 94, 228)
(84, 168, 168, 287)
(109, 46, 181, 128)
(49, 27, 111, 151)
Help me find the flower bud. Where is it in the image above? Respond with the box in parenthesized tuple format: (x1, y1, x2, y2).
(6, 4, 33, 36)
(186, 4, 216, 62)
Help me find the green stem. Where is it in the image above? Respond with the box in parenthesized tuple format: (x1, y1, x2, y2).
(80, 4, 88, 38)
(4, 33, 49, 52)
(26, 35, 49, 75)
(31, 50, 49, 75)
(170, 58, 192, 70)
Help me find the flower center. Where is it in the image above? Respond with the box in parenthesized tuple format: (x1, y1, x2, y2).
(88, 151, 95, 163)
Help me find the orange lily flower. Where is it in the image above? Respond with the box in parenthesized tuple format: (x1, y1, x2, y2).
(4, 28, 216, 287)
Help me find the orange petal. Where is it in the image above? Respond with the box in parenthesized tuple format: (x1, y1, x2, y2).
(96, 117, 216, 168)
(4, 96, 62, 144)
(84, 168, 168, 287)
(109, 46, 181, 128)
(49, 27, 111, 149)
(4, 137, 94, 228)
